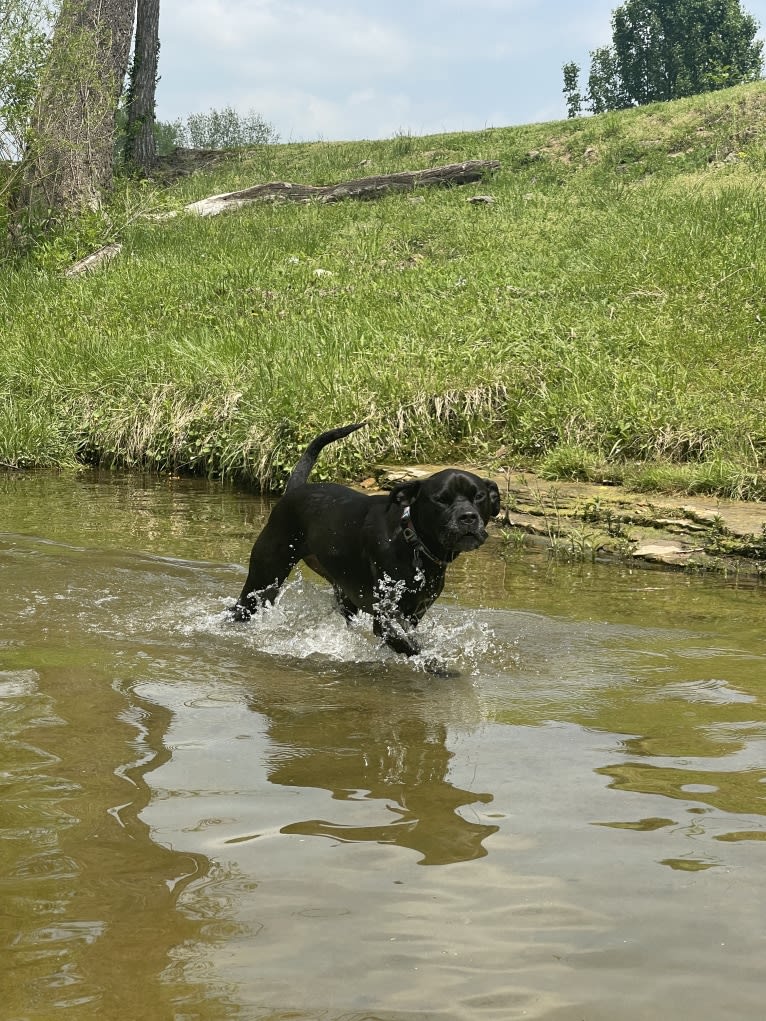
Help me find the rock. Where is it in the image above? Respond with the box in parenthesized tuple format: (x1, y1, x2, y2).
(632, 539, 705, 566)
(653, 517, 707, 532)
(467, 194, 494, 204)
(681, 506, 720, 525)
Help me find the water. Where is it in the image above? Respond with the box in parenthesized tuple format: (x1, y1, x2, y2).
(1, 471, 765, 1020)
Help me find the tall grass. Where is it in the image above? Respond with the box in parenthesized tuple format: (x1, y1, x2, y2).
(2, 82, 766, 495)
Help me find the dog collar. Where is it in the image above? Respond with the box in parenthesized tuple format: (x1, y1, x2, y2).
(400, 506, 453, 567)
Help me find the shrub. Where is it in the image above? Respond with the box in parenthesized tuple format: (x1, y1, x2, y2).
(155, 105, 279, 152)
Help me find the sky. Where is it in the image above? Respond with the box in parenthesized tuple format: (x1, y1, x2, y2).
(155, 0, 766, 142)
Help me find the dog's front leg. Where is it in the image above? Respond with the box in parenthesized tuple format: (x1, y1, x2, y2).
(372, 612, 421, 657)
(373, 615, 455, 676)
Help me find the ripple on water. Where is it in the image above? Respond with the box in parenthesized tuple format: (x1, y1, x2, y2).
(658, 677, 756, 705)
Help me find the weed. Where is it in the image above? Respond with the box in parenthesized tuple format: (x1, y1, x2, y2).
(538, 445, 603, 482)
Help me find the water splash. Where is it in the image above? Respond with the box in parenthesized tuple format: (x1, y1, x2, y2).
(146, 572, 502, 676)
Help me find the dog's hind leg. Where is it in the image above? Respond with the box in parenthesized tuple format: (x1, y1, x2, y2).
(232, 532, 301, 621)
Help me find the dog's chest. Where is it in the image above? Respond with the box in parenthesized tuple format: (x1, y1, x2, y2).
(389, 563, 445, 620)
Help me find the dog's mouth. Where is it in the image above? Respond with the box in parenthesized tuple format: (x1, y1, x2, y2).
(446, 527, 488, 552)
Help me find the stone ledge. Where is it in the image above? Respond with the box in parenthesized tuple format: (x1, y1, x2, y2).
(373, 465, 766, 575)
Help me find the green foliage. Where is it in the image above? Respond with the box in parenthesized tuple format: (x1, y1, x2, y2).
(587, 45, 633, 113)
(538, 446, 604, 482)
(8, 170, 165, 268)
(566, 0, 764, 113)
(0, 0, 51, 161)
(562, 61, 583, 118)
(153, 116, 181, 157)
(2, 82, 766, 499)
(155, 105, 280, 152)
(0, 1, 52, 256)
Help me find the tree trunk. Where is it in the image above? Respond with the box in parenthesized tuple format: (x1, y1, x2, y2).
(125, 0, 159, 173)
(19, 0, 136, 219)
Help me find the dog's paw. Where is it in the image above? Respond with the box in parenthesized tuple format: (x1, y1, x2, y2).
(229, 603, 252, 623)
(420, 656, 459, 678)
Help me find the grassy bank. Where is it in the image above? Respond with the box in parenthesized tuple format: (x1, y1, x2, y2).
(2, 82, 766, 495)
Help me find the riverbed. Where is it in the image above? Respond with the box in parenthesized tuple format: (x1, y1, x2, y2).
(1, 471, 764, 1020)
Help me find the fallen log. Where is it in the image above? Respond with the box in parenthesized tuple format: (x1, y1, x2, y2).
(185, 160, 500, 217)
(64, 243, 123, 277)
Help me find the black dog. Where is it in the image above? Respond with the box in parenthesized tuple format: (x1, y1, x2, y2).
(233, 423, 501, 658)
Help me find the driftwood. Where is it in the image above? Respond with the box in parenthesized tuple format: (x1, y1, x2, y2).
(64, 243, 123, 277)
(185, 160, 500, 217)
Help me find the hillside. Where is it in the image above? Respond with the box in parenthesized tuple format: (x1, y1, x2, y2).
(2, 81, 766, 497)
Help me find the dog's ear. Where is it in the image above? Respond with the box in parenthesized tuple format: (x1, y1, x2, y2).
(389, 479, 421, 507)
(485, 480, 501, 517)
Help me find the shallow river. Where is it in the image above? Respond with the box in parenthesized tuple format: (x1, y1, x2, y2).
(1, 471, 765, 1021)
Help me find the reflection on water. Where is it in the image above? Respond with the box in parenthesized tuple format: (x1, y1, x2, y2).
(0, 664, 233, 1020)
(1, 471, 766, 1020)
(253, 686, 498, 865)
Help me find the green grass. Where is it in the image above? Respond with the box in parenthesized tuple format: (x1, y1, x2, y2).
(2, 82, 766, 494)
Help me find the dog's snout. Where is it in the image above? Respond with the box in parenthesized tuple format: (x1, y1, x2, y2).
(459, 508, 481, 526)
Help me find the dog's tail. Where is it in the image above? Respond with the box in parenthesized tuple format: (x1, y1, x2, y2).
(285, 422, 366, 492)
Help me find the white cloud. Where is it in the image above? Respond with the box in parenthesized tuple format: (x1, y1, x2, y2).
(163, 0, 415, 80)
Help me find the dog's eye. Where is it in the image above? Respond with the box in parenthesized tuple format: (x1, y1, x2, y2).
(436, 492, 452, 505)
(474, 491, 486, 503)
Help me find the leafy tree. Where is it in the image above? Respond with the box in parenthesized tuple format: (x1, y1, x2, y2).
(0, 0, 50, 163)
(563, 0, 764, 115)
(587, 45, 633, 113)
(562, 61, 582, 118)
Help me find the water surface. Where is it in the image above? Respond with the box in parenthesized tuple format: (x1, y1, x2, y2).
(1, 471, 765, 1020)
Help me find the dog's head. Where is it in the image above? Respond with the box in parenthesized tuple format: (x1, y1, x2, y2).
(390, 469, 501, 556)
